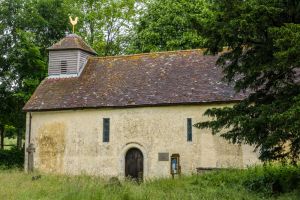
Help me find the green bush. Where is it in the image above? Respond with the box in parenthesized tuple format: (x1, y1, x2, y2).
(243, 164, 300, 195)
(0, 146, 24, 169)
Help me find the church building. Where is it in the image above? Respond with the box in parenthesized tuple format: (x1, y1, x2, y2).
(23, 34, 259, 179)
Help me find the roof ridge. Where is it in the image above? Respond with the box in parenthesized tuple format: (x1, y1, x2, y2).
(89, 48, 207, 60)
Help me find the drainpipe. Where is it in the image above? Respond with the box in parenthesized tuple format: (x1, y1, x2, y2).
(28, 113, 32, 144)
(26, 113, 35, 172)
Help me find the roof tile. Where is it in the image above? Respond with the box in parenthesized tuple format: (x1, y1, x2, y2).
(23, 49, 246, 111)
(47, 34, 97, 55)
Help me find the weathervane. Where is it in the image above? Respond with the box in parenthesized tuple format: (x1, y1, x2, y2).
(69, 16, 78, 33)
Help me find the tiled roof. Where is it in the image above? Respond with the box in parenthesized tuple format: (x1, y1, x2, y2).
(23, 49, 247, 111)
(47, 34, 97, 55)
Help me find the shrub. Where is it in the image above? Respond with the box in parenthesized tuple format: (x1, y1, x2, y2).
(0, 146, 24, 169)
(243, 164, 300, 195)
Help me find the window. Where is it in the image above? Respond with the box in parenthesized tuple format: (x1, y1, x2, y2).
(61, 60, 67, 74)
(187, 118, 192, 142)
(103, 118, 110, 142)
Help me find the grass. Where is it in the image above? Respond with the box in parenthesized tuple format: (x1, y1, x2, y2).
(0, 165, 299, 200)
(3, 138, 24, 150)
(4, 138, 16, 150)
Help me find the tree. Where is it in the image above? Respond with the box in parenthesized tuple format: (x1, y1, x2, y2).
(194, 0, 300, 164)
(7, 30, 46, 149)
(0, 0, 69, 148)
(66, 0, 145, 56)
(24, 0, 71, 55)
(128, 0, 210, 53)
(0, 88, 12, 149)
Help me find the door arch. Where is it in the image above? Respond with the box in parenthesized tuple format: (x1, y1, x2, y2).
(125, 148, 143, 180)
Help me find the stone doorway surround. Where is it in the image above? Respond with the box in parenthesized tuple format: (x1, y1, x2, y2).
(119, 142, 148, 179)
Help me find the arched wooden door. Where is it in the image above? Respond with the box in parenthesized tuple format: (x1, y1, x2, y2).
(125, 148, 143, 180)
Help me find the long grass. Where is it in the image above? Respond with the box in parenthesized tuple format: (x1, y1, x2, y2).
(0, 165, 299, 200)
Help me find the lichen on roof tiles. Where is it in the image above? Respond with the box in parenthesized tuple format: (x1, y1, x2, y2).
(47, 34, 97, 55)
(23, 49, 247, 111)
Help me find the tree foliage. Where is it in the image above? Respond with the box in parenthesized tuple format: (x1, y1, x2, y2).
(0, 0, 69, 148)
(128, 0, 210, 53)
(194, 0, 300, 164)
(66, 0, 146, 56)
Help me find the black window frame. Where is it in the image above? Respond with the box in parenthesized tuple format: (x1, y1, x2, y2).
(103, 118, 110, 142)
(187, 118, 192, 142)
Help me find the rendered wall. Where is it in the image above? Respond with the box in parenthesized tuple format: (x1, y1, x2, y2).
(25, 104, 259, 178)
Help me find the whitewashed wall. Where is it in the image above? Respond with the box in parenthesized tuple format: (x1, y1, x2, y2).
(25, 104, 260, 178)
